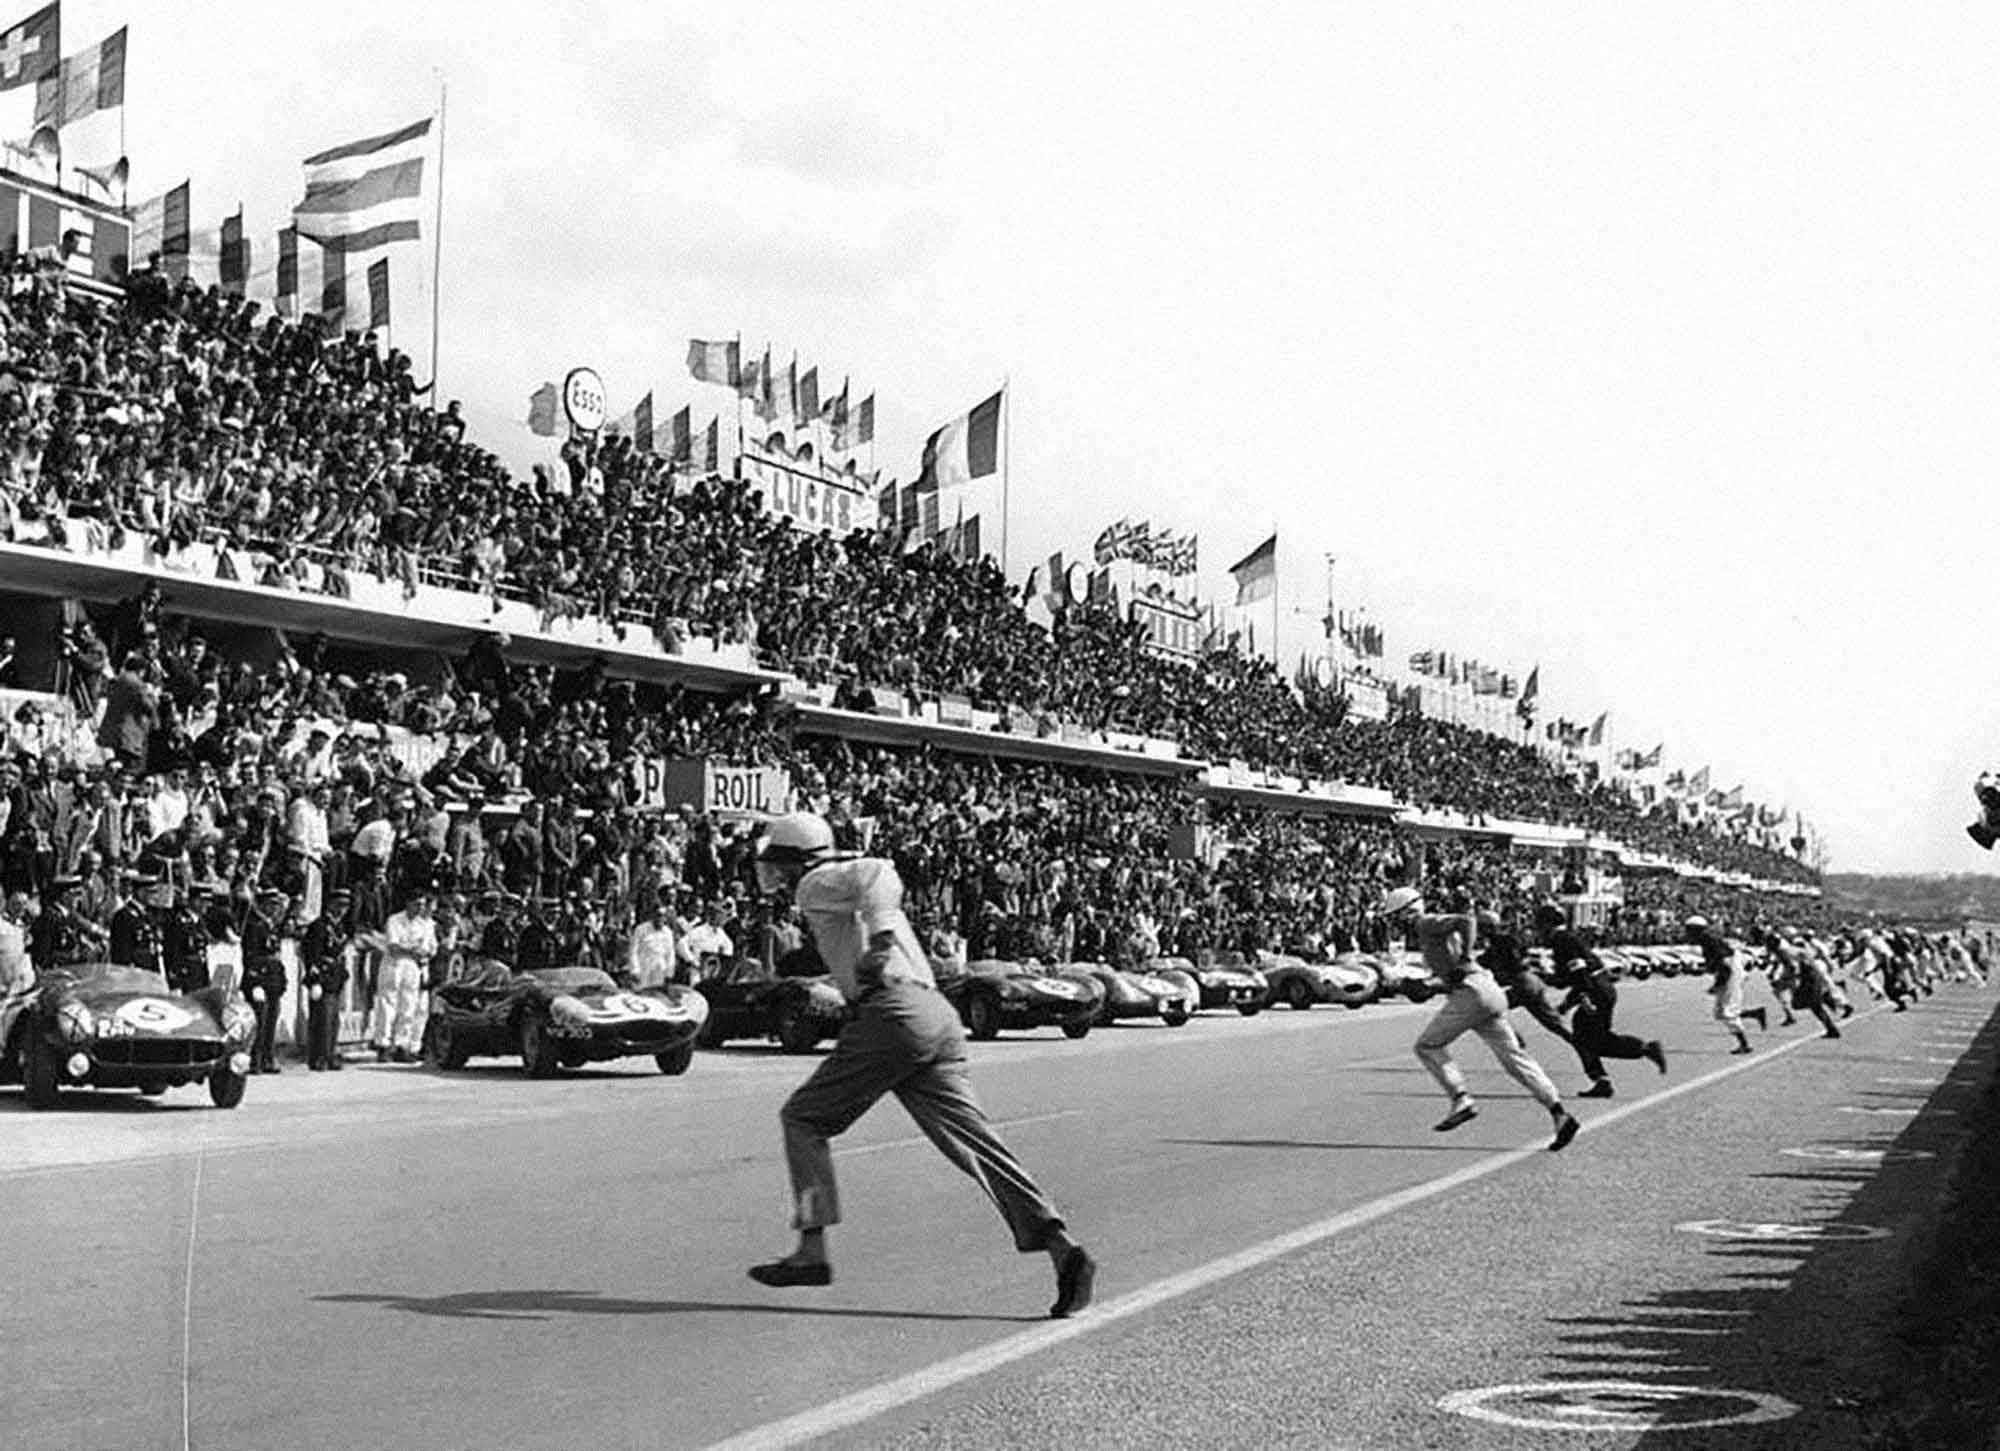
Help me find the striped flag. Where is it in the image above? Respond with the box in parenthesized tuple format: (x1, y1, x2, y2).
(131, 180, 190, 280)
(33, 25, 123, 128)
(797, 366, 819, 427)
(275, 225, 298, 313)
(366, 257, 390, 330)
(920, 390, 1002, 492)
(526, 382, 560, 437)
(854, 394, 875, 446)
(295, 116, 430, 250)
(632, 392, 654, 453)
(219, 211, 246, 296)
(1228, 534, 1277, 605)
(668, 405, 690, 462)
(701, 416, 719, 472)
(685, 338, 739, 387)
(0, 5, 59, 93)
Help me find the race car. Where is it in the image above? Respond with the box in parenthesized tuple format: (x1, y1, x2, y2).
(424, 962, 710, 1076)
(938, 959, 1103, 1040)
(1256, 953, 1380, 1010)
(1, 962, 257, 1109)
(1162, 954, 1269, 1015)
(1060, 962, 1198, 1028)
(1371, 950, 1446, 1003)
(694, 958, 848, 1054)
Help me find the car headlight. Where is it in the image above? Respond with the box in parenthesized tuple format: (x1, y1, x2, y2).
(223, 1003, 257, 1041)
(549, 995, 589, 1028)
(56, 1002, 95, 1043)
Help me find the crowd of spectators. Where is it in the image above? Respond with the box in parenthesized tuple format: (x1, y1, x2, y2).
(0, 256, 1826, 1014)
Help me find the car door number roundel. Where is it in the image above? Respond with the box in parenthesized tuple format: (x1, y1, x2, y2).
(116, 998, 195, 1033)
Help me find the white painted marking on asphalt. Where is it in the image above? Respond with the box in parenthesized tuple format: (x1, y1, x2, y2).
(1676, 1218, 1892, 1243)
(1836, 1106, 1922, 1116)
(179, 1134, 210, 1451)
(1438, 1380, 1798, 1432)
(1877, 1077, 1937, 1086)
(1780, 1146, 1934, 1163)
(838, 1110, 1083, 1158)
(699, 999, 1882, 1451)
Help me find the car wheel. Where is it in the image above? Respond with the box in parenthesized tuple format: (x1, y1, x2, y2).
(1404, 984, 1434, 1004)
(1236, 1002, 1263, 1017)
(520, 1017, 560, 1078)
(24, 1035, 60, 1109)
(1060, 1020, 1091, 1040)
(423, 1017, 468, 1071)
(775, 1003, 820, 1055)
(1285, 977, 1315, 1010)
(208, 1065, 247, 1110)
(966, 993, 1002, 1041)
(1162, 1007, 1190, 1027)
(655, 1041, 696, 1076)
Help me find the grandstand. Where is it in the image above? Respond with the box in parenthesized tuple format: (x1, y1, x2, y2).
(0, 245, 1825, 1045)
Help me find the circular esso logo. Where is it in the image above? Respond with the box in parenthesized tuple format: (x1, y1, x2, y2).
(1439, 1381, 1798, 1432)
(117, 998, 194, 1032)
(1676, 1219, 1891, 1243)
(1781, 1145, 1935, 1164)
(562, 366, 607, 432)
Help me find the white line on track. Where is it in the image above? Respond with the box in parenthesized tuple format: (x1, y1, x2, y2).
(700, 999, 1906, 1451)
(836, 1110, 1083, 1158)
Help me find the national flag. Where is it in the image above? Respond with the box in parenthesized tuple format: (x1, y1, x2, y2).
(0, 5, 60, 93)
(685, 338, 740, 387)
(1228, 533, 1277, 606)
(318, 237, 347, 319)
(131, 180, 191, 280)
(632, 392, 654, 454)
(1094, 519, 1130, 565)
(1515, 664, 1540, 722)
(782, 356, 800, 426)
(526, 382, 560, 437)
(1637, 742, 1664, 769)
(295, 116, 430, 248)
(271, 223, 297, 300)
(701, 416, 720, 472)
(365, 257, 390, 329)
(219, 211, 246, 296)
(753, 347, 778, 422)
(920, 390, 1002, 492)
(854, 394, 875, 445)
(1689, 765, 1711, 796)
(668, 405, 691, 463)
(1588, 711, 1608, 747)
(822, 376, 849, 434)
(1409, 650, 1437, 675)
(1127, 521, 1156, 568)
(1720, 784, 1744, 811)
(33, 25, 122, 128)
(797, 366, 819, 427)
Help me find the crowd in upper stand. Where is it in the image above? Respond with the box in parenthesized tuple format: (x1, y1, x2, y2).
(0, 258, 1819, 981)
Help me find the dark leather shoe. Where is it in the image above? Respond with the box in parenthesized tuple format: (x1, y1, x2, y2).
(1050, 1246, 1096, 1319)
(1550, 1111, 1581, 1151)
(1579, 1080, 1615, 1099)
(748, 1259, 832, 1288)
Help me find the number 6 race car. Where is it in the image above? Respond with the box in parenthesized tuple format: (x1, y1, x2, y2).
(424, 962, 710, 1077)
(1, 962, 257, 1109)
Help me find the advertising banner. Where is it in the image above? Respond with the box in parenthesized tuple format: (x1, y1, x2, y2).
(630, 757, 793, 817)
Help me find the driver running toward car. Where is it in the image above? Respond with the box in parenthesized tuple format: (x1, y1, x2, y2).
(745, 811, 1097, 1319)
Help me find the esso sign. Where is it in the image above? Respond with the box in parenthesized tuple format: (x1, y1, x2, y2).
(563, 367, 607, 433)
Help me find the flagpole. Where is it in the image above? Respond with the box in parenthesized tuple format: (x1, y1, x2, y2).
(428, 71, 447, 403)
(1270, 524, 1279, 667)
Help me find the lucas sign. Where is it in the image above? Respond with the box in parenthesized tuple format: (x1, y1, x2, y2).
(630, 758, 792, 818)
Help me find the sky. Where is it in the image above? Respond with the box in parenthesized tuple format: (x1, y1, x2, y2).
(24, 1, 2000, 874)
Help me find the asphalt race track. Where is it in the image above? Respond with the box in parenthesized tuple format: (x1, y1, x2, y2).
(5, 973, 1994, 1451)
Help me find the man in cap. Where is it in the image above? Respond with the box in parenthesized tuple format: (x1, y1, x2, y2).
(301, 886, 352, 1070)
(1688, 914, 1760, 1053)
(744, 811, 1097, 1319)
(242, 886, 292, 1073)
(165, 877, 215, 994)
(1534, 903, 1667, 1097)
(30, 873, 89, 972)
(109, 866, 167, 974)
(1383, 881, 1581, 1149)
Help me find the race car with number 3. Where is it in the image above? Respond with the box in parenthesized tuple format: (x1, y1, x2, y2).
(424, 963, 709, 1077)
(1, 962, 256, 1109)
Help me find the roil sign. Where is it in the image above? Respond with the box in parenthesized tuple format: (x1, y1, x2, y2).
(630, 757, 794, 818)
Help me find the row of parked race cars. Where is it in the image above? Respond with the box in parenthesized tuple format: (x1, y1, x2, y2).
(0, 940, 1724, 1108)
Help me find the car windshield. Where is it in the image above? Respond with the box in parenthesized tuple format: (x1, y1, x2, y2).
(526, 967, 618, 993)
(50, 962, 171, 995)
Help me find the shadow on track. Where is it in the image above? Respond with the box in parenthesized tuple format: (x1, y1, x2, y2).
(313, 1287, 1043, 1325)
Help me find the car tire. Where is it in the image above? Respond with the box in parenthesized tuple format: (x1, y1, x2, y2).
(1285, 978, 1315, 1010)
(655, 1041, 696, 1076)
(520, 1017, 561, 1078)
(966, 993, 1002, 1041)
(1405, 984, 1434, 1004)
(1236, 1002, 1263, 1017)
(1060, 1020, 1091, 1040)
(1162, 1008, 1190, 1028)
(775, 1002, 820, 1055)
(424, 1017, 469, 1071)
(208, 1066, 247, 1110)
(24, 1034, 60, 1109)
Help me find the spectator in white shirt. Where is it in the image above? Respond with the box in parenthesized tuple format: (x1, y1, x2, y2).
(370, 886, 437, 1063)
(286, 781, 332, 923)
(677, 903, 734, 981)
(626, 901, 677, 988)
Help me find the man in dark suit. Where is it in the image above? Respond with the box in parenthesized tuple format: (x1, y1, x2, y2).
(109, 869, 167, 974)
(300, 887, 351, 1071)
(241, 886, 290, 1074)
(29, 873, 90, 972)
(165, 878, 215, 993)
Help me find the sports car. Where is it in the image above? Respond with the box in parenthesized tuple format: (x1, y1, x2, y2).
(1371, 950, 1445, 1003)
(424, 962, 710, 1076)
(1, 962, 256, 1109)
(694, 958, 848, 1054)
(1060, 962, 1198, 1028)
(1162, 954, 1269, 1015)
(938, 959, 1103, 1040)
(1257, 953, 1380, 1010)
